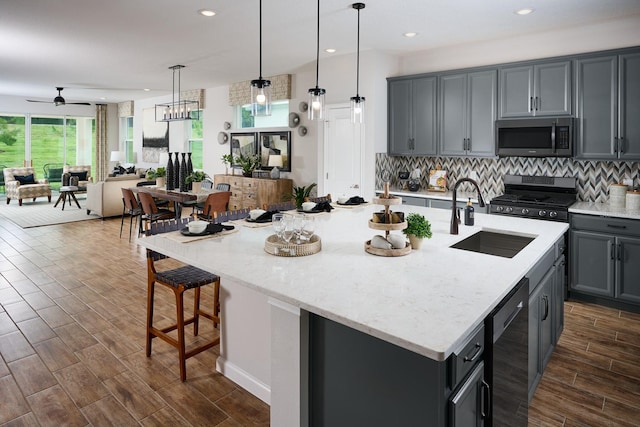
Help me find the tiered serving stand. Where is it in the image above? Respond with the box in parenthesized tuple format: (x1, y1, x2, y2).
(364, 184, 412, 256)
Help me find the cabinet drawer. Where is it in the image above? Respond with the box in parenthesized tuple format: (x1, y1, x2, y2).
(450, 324, 484, 386)
(527, 246, 555, 293)
(571, 214, 640, 237)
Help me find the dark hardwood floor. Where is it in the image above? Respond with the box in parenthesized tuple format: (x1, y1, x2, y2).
(0, 212, 638, 426)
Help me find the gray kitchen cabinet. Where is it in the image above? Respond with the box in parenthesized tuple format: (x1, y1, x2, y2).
(449, 362, 485, 427)
(499, 61, 571, 118)
(575, 51, 640, 160)
(439, 70, 497, 157)
(553, 255, 566, 343)
(570, 214, 640, 308)
(388, 76, 437, 156)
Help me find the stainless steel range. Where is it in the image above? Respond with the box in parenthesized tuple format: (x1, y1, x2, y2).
(490, 175, 577, 222)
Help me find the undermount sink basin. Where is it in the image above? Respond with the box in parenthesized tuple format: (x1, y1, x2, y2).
(450, 230, 535, 258)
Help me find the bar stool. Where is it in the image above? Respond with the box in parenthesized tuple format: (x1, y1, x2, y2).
(145, 219, 221, 381)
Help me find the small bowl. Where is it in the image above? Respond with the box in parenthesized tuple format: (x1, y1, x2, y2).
(302, 202, 316, 211)
(188, 220, 208, 234)
(249, 209, 266, 220)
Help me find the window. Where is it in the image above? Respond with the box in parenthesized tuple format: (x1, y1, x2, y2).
(122, 116, 134, 163)
(0, 115, 26, 168)
(188, 111, 203, 169)
(236, 100, 289, 128)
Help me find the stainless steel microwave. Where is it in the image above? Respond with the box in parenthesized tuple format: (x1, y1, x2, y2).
(495, 117, 574, 157)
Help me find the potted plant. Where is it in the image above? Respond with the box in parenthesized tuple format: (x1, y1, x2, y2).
(147, 167, 166, 187)
(234, 153, 260, 177)
(185, 170, 208, 193)
(402, 213, 432, 250)
(221, 154, 233, 175)
(289, 183, 317, 209)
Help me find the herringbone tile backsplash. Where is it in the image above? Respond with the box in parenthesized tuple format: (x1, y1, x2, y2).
(376, 154, 640, 203)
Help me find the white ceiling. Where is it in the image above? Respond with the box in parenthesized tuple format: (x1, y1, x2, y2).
(1, 0, 639, 104)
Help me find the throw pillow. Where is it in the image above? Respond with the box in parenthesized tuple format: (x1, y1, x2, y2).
(70, 171, 88, 181)
(126, 165, 136, 174)
(118, 165, 126, 175)
(14, 174, 36, 185)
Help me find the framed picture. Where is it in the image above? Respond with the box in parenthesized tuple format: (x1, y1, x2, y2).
(142, 107, 169, 162)
(229, 132, 258, 168)
(259, 131, 291, 172)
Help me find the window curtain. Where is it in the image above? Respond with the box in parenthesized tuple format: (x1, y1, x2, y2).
(95, 104, 108, 181)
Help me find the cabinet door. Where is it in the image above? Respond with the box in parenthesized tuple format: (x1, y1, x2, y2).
(535, 61, 571, 116)
(570, 230, 615, 297)
(618, 52, 640, 160)
(553, 256, 565, 344)
(449, 361, 485, 427)
(616, 236, 640, 304)
(388, 79, 412, 155)
(539, 270, 555, 370)
(467, 70, 497, 157)
(499, 66, 533, 118)
(412, 77, 438, 155)
(575, 56, 618, 159)
(439, 74, 467, 155)
(528, 287, 541, 400)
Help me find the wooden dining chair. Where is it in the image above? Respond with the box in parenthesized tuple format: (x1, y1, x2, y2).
(197, 191, 232, 221)
(120, 188, 143, 242)
(138, 191, 175, 231)
(144, 218, 221, 381)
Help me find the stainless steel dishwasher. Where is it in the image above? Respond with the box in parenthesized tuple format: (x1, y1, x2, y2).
(485, 277, 529, 427)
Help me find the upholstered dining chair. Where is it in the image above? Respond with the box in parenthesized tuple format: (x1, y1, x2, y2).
(144, 218, 221, 381)
(120, 188, 143, 242)
(214, 182, 230, 191)
(197, 191, 232, 221)
(138, 191, 174, 231)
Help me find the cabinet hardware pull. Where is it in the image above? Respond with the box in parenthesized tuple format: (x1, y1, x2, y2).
(614, 137, 618, 153)
(611, 242, 615, 260)
(607, 224, 627, 229)
(535, 96, 539, 111)
(619, 136, 625, 154)
(530, 97, 534, 112)
(481, 380, 491, 419)
(467, 138, 471, 151)
(463, 343, 482, 363)
(542, 295, 550, 321)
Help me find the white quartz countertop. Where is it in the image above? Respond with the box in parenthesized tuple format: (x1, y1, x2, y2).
(570, 201, 640, 220)
(138, 204, 568, 361)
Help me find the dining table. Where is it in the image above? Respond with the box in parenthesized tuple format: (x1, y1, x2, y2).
(131, 186, 218, 220)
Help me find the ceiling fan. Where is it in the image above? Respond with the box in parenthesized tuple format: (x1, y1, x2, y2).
(26, 87, 91, 106)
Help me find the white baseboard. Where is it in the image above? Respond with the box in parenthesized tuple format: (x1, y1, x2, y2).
(216, 356, 271, 405)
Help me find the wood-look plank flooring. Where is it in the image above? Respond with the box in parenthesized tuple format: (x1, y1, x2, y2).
(0, 212, 638, 426)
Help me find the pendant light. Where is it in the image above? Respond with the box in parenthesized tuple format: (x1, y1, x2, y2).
(308, 0, 325, 121)
(251, 0, 272, 116)
(155, 65, 199, 122)
(350, 3, 365, 124)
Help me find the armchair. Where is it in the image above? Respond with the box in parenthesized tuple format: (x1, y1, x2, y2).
(63, 165, 92, 188)
(3, 167, 52, 206)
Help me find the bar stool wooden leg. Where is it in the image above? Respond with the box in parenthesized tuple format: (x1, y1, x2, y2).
(193, 287, 201, 336)
(175, 287, 187, 382)
(146, 280, 155, 357)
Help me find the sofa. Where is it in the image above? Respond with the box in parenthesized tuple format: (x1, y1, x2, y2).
(86, 174, 144, 218)
(3, 167, 52, 205)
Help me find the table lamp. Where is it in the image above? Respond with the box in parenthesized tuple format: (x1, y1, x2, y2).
(110, 151, 126, 170)
(268, 155, 283, 179)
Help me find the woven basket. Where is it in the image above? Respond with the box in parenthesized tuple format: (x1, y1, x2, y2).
(264, 234, 322, 257)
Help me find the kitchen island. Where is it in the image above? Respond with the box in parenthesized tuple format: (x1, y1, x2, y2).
(138, 204, 568, 426)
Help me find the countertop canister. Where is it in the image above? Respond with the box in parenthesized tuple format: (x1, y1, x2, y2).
(626, 190, 640, 211)
(609, 183, 628, 208)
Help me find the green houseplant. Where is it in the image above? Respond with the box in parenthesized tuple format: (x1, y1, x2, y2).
(146, 167, 166, 187)
(185, 170, 208, 192)
(221, 154, 233, 175)
(289, 183, 317, 209)
(234, 153, 260, 177)
(402, 213, 432, 249)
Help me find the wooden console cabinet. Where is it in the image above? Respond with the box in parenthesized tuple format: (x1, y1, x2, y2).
(214, 175, 293, 210)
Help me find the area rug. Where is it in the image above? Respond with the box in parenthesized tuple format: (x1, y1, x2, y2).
(0, 195, 101, 228)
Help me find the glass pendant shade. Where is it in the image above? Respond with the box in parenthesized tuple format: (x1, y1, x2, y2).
(350, 95, 365, 123)
(251, 79, 272, 116)
(308, 87, 326, 121)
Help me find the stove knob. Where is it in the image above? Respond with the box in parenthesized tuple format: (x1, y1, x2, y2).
(549, 211, 558, 218)
(522, 208, 530, 215)
(538, 210, 547, 217)
(505, 207, 513, 213)
(496, 206, 504, 212)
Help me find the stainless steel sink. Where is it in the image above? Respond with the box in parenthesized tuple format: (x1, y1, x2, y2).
(450, 230, 535, 258)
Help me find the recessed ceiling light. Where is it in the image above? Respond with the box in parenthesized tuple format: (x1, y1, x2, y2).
(198, 9, 216, 17)
(100, 97, 107, 100)
(404, 32, 418, 38)
(143, 88, 151, 92)
(515, 8, 534, 15)
(325, 48, 336, 53)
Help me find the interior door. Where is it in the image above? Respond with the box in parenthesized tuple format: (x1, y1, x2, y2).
(323, 105, 363, 197)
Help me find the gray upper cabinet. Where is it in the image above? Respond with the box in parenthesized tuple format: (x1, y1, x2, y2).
(499, 61, 571, 118)
(388, 76, 437, 156)
(439, 70, 496, 157)
(575, 51, 640, 160)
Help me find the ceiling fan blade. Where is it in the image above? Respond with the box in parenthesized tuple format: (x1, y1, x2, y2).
(26, 99, 54, 103)
(67, 102, 92, 106)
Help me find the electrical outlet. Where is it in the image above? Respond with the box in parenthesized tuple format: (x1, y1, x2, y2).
(469, 171, 478, 181)
(623, 178, 633, 187)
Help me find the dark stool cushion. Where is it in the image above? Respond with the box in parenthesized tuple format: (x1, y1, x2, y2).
(155, 265, 219, 289)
